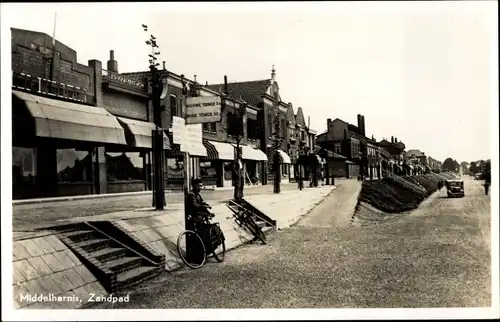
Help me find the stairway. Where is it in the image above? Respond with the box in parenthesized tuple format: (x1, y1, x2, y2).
(54, 223, 163, 293)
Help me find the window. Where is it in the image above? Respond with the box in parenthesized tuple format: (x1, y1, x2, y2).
(12, 147, 37, 184)
(268, 112, 273, 137)
(203, 122, 217, 133)
(289, 128, 295, 139)
(56, 149, 91, 182)
(169, 95, 179, 117)
(106, 152, 144, 181)
(247, 118, 259, 140)
(334, 143, 342, 154)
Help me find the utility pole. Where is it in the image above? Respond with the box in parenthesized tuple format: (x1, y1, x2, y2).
(143, 24, 165, 210)
(272, 86, 281, 194)
(180, 74, 193, 231)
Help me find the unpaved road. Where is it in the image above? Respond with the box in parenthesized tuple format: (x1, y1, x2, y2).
(89, 176, 491, 309)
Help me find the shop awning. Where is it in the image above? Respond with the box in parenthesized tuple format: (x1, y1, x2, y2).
(203, 140, 234, 160)
(117, 117, 170, 149)
(13, 90, 127, 145)
(267, 148, 292, 164)
(278, 150, 292, 164)
(239, 145, 268, 161)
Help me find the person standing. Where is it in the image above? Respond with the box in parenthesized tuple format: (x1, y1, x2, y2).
(233, 149, 244, 201)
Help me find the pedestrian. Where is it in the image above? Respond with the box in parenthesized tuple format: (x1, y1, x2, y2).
(484, 181, 490, 196)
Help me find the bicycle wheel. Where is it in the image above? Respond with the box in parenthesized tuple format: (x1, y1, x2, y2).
(209, 226, 226, 262)
(177, 230, 206, 269)
(244, 217, 267, 244)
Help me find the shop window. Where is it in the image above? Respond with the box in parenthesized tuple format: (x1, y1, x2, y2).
(223, 161, 233, 181)
(12, 147, 37, 185)
(56, 149, 91, 182)
(106, 152, 144, 181)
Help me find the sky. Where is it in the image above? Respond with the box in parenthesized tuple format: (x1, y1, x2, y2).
(1, 1, 497, 163)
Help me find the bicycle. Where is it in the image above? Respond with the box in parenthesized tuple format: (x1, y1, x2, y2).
(177, 211, 226, 269)
(226, 200, 267, 244)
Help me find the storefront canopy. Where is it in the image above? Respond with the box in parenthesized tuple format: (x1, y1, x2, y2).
(239, 145, 268, 161)
(13, 90, 127, 145)
(267, 148, 292, 164)
(203, 140, 234, 160)
(117, 117, 170, 149)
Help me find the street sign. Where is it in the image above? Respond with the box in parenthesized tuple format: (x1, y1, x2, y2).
(185, 96, 222, 124)
(183, 124, 206, 156)
(172, 116, 186, 146)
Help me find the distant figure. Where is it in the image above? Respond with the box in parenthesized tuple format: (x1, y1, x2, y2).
(232, 150, 244, 201)
(484, 181, 490, 196)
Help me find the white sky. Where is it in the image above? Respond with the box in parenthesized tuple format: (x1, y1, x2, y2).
(1, 2, 497, 162)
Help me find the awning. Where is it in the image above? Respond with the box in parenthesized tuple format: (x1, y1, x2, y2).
(267, 148, 292, 164)
(203, 140, 234, 160)
(238, 145, 268, 161)
(13, 90, 127, 145)
(346, 160, 356, 165)
(278, 150, 292, 164)
(117, 117, 170, 149)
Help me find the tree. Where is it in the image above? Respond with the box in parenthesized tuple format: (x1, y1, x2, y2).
(442, 157, 458, 172)
(143, 24, 165, 210)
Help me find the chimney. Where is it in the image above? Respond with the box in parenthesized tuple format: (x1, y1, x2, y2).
(327, 118, 332, 128)
(194, 75, 197, 83)
(224, 75, 228, 95)
(107, 50, 118, 73)
(391, 136, 394, 143)
(271, 65, 276, 82)
(162, 61, 166, 70)
(361, 115, 366, 136)
(205, 81, 208, 86)
(395, 137, 398, 143)
(357, 114, 362, 135)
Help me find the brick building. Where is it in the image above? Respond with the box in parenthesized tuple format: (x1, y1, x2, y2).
(11, 28, 172, 199)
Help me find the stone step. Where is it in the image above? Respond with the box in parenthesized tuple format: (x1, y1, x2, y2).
(90, 247, 127, 263)
(63, 230, 101, 242)
(76, 238, 111, 252)
(104, 256, 143, 274)
(116, 266, 161, 289)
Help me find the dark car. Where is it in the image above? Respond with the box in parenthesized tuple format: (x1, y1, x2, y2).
(446, 179, 465, 198)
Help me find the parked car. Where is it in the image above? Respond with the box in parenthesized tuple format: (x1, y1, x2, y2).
(446, 179, 464, 198)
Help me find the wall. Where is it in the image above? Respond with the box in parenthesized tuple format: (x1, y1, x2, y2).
(327, 119, 348, 141)
(102, 91, 149, 121)
(11, 28, 95, 98)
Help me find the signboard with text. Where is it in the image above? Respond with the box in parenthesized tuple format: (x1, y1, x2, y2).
(185, 96, 222, 124)
(172, 116, 186, 146)
(183, 124, 205, 155)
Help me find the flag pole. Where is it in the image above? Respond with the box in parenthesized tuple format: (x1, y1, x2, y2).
(50, 12, 57, 82)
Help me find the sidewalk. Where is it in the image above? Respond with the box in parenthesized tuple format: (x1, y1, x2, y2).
(12, 182, 299, 206)
(11, 184, 337, 309)
(48, 185, 336, 271)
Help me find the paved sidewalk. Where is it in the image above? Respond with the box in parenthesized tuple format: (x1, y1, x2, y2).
(12, 183, 300, 232)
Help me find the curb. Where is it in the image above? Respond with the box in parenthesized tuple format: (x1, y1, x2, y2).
(12, 183, 301, 206)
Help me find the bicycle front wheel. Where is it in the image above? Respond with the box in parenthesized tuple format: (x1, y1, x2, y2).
(177, 230, 206, 269)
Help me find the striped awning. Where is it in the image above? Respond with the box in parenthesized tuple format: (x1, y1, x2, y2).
(203, 140, 234, 160)
(238, 145, 268, 161)
(267, 148, 292, 164)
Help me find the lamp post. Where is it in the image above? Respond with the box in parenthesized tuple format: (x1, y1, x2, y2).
(272, 90, 282, 194)
(143, 24, 165, 210)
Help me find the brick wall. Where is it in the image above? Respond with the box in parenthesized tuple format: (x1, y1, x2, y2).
(102, 91, 149, 121)
(11, 29, 94, 96)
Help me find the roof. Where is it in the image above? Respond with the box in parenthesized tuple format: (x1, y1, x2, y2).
(407, 149, 425, 157)
(206, 80, 271, 107)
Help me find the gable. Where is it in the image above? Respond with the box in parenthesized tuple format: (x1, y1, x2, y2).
(295, 107, 306, 127)
(286, 104, 296, 126)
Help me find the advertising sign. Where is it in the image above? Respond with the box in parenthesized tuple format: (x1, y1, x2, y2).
(171, 116, 186, 146)
(185, 96, 222, 124)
